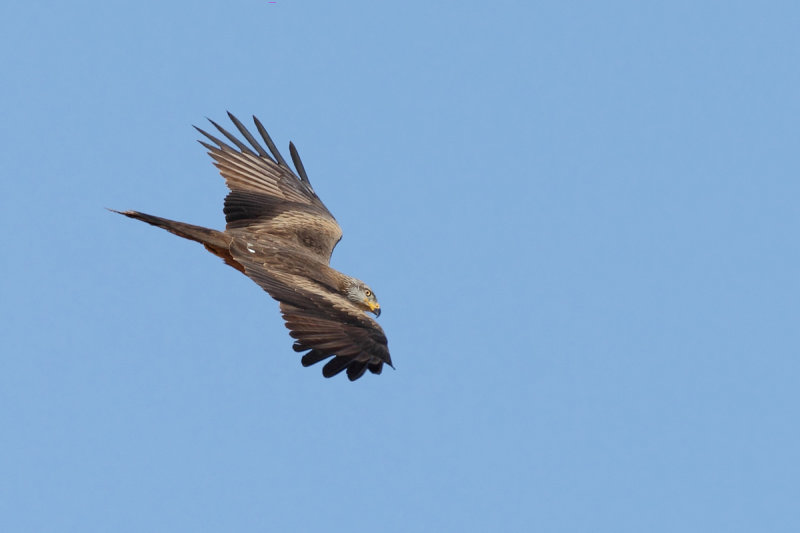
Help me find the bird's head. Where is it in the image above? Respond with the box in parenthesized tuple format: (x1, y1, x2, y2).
(345, 280, 381, 317)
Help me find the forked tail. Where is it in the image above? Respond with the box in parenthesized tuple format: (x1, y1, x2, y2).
(110, 209, 243, 272)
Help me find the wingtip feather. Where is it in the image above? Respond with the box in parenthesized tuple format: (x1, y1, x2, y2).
(289, 141, 311, 186)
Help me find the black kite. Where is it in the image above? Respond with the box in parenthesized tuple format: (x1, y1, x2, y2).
(114, 113, 391, 381)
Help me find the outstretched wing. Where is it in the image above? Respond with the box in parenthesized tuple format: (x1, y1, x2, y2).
(230, 241, 391, 381)
(195, 112, 343, 263)
(284, 303, 390, 381)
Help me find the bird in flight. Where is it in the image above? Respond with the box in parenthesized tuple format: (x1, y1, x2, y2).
(114, 113, 391, 381)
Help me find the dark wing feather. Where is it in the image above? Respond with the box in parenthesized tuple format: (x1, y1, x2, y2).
(195, 114, 342, 263)
(283, 303, 391, 381)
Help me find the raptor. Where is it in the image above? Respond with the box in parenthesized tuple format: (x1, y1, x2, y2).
(114, 113, 391, 381)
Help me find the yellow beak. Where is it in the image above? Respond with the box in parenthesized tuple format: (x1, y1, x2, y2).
(366, 300, 381, 317)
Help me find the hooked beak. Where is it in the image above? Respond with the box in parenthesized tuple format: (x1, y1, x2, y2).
(366, 300, 381, 317)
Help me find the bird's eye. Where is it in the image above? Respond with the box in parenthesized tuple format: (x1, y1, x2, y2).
(365, 289, 372, 297)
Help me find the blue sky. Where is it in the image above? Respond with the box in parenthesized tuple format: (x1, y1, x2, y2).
(2, 1, 799, 531)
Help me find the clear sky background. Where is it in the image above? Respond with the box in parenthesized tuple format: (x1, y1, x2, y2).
(2, 1, 799, 531)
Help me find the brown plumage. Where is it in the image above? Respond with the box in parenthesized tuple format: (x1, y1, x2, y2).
(114, 113, 390, 381)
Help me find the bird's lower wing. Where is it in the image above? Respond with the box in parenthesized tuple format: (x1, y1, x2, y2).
(230, 242, 391, 381)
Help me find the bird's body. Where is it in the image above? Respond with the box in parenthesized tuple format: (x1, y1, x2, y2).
(115, 114, 390, 381)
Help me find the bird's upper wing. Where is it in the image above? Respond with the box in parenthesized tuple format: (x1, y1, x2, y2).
(230, 240, 391, 381)
(196, 113, 343, 263)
